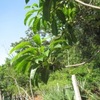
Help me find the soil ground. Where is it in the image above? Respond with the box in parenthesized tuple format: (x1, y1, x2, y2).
(34, 95, 43, 100)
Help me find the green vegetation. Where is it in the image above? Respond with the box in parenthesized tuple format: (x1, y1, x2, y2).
(0, 0, 100, 99)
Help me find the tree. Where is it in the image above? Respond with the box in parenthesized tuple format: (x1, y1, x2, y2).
(10, 0, 100, 85)
(0, 59, 32, 100)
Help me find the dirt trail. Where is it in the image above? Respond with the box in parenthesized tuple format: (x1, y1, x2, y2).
(34, 95, 43, 100)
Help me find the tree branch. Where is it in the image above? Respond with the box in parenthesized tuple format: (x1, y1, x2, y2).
(65, 62, 86, 68)
(65, 50, 100, 68)
(75, 0, 100, 9)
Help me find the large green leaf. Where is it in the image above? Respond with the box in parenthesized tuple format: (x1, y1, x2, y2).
(25, 0, 30, 4)
(39, 0, 43, 7)
(33, 73, 39, 87)
(44, 50, 49, 57)
(67, 24, 77, 44)
(28, 17, 34, 26)
(33, 17, 40, 34)
(66, 33, 73, 45)
(41, 68, 50, 84)
(43, 0, 52, 21)
(24, 10, 36, 25)
(51, 16, 58, 35)
(56, 9, 66, 24)
(31, 3, 38, 8)
(24, 14, 32, 25)
(40, 46, 45, 53)
(33, 34, 41, 45)
(15, 59, 28, 72)
(42, 19, 48, 30)
(10, 41, 30, 54)
(12, 55, 30, 66)
(11, 47, 37, 63)
(15, 56, 32, 73)
(22, 61, 31, 73)
(24, 6, 31, 9)
(26, 10, 36, 16)
(35, 55, 44, 64)
(50, 39, 66, 50)
(54, 44, 62, 49)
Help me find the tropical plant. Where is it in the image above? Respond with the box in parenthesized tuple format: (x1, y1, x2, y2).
(1, 0, 100, 99)
(10, 0, 100, 85)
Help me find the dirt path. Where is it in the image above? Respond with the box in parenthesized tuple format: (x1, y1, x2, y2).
(34, 95, 43, 100)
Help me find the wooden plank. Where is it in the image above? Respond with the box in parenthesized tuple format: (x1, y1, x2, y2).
(0, 91, 2, 100)
(72, 75, 82, 100)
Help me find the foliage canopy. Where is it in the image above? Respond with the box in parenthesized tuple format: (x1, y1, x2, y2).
(10, 0, 100, 85)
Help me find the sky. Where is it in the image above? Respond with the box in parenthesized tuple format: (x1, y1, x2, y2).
(0, 0, 37, 65)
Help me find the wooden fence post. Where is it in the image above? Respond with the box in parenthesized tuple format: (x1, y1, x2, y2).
(72, 75, 82, 100)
